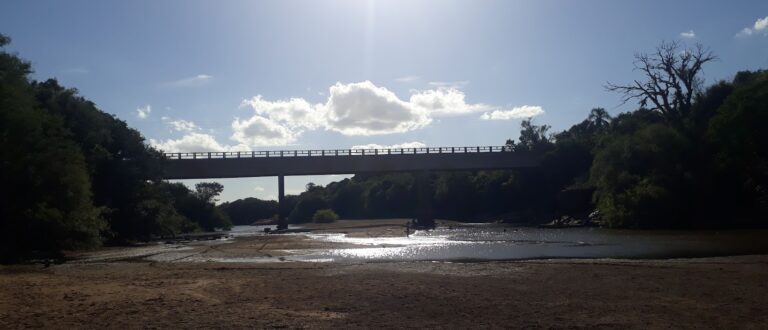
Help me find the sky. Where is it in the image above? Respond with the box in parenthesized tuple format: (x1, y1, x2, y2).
(1, 0, 767, 202)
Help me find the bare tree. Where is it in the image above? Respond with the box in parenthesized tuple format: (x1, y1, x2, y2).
(606, 41, 716, 126)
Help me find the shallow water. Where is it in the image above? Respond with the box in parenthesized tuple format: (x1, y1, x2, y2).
(287, 224, 768, 262)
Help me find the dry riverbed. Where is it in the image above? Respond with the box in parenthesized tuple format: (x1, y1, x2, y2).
(1, 220, 767, 329)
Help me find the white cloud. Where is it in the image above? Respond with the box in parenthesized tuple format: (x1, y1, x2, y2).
(428, 80, 470, 88)
(136, 105, 151, 119)
(410, 87, 490, 116)
(680, 30, 695, 38)
(231, 115, 297, 146)
(323, 81, 431, 135)
(233, 80, 539, 146)
(241, 95, 325, 131)
(394, 75, 420, 82)
(152, 81, 536, 151)
(253, 186, 265, 192)
(352, 141, 427, 149)
(161, 74, 212, 88)
(736, 15, 768, 37)
(737, 27, 753, 38)
(168, 119, 198, 132)
(480, 105, 545, 120)
(149, 133, 248, 153)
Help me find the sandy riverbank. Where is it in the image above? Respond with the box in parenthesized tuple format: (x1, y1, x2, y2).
(1, 220, 767, 329)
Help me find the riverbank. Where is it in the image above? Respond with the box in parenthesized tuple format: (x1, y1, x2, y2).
(1, 220, 767, 328)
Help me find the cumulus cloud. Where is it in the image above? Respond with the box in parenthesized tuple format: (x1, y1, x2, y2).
(241, 95, 324, 131)
(323, 81, 431, 135)
(680, 30, 696, 38)
(153, 81, 539, 151)
(736, 16, 768, 37)
(233, 81, 542, 145)
(150, 133, 248, 153)
(480, 105, 545, 120)
(351, 141, 427, 149)
(136, 105, 151, 119)
(161, 74, 212, 88)
(167, 119, 198, 132)
(231, 115, 297, 146)
(410, 87, 491, 116)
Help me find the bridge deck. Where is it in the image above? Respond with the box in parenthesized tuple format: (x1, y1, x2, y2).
(162, 146, 538, 179)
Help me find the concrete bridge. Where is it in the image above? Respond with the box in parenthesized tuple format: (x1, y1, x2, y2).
(162, 146, 540, 229)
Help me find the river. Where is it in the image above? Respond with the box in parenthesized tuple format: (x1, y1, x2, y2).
(227, 223, 768, 262)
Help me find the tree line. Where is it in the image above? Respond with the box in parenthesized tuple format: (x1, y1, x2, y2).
(0, 35, 231, 262)
(225, 42, 767, 230)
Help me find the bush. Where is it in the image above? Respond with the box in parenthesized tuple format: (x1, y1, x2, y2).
(287, 196, 327, 223)
(312, 209, 339, 223)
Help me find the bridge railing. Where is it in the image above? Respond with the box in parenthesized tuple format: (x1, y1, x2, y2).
(163, 146, 513, 160)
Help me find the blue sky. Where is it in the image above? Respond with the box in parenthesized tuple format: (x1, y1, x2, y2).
(2, 0, 767, 202)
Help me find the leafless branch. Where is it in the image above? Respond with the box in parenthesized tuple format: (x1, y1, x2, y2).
(605, 41, 717, 125)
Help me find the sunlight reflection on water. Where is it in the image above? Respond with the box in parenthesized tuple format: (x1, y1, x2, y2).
(288, 225, 768, 262)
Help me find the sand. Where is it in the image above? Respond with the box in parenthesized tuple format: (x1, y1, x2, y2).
(1, 220, 767, 329)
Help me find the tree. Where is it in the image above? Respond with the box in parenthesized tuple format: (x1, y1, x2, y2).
(0, 34, 104, 260)
(590, 122, 694, 228)
(195, 182, 224, 204)
(707, 71, 768, 224)
(218, 197, 278, 225)
(506, 119, 554, 153)
(586, 107, 612, 131)
(606, 41, 716, 128)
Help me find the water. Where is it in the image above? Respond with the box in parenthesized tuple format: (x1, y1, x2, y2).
(287, 224, 768, 262)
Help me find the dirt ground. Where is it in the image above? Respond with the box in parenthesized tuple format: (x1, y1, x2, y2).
(1, 220, 767, 329)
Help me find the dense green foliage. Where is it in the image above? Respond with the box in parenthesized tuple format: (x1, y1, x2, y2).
(0, 35, 229, 261)
(0, 37, 104, 260)
(312, 209, 339, 223)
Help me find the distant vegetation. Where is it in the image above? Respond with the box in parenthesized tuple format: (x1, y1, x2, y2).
(218, 198, 278, 225)
(2, 33, 767, 262)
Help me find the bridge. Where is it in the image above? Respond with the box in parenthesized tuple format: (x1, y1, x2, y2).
(162, 146, 540, 229)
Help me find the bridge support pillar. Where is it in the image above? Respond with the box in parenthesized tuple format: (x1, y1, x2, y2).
(277, 175, 288, 230)
(414, 171, 435, 229)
